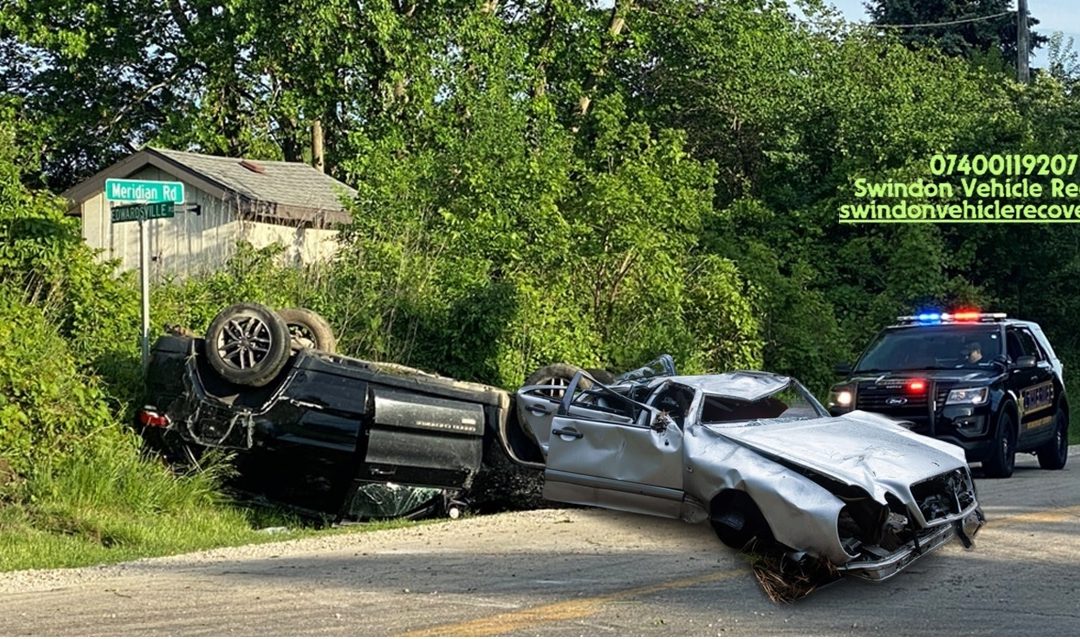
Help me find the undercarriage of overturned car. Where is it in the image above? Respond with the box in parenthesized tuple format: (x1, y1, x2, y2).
(141, 303, 985, 600)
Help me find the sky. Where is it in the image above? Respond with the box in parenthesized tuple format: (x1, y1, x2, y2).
(826, 0, 1080, 66)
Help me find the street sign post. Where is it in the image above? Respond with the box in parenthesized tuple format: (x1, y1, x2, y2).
(105, 179, 185, 204)
(106, 179, 187, 370)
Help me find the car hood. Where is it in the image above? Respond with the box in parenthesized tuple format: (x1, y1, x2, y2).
(705, 411, 968, 502)
(845, 369, 1001, 385)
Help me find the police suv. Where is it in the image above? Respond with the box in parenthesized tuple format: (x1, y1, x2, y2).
(828, 312, 1069, 478)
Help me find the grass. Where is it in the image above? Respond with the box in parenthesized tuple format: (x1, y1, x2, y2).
(0, 502, 421, 573)
(0, 440, 422, 573)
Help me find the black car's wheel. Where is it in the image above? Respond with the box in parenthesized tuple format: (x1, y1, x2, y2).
(205, 302, 291, 387)
(983, 410, 1017, 478)
(585, 368, 617, 385)
(524, 363, 592, 399)
(278, 307, 337, 354)
(1036, 407, 1069, 470)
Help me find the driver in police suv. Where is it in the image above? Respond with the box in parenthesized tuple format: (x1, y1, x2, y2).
(960, 341, 983, 365)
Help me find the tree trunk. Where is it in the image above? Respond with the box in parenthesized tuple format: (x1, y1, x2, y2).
(576, 0, 634, 121)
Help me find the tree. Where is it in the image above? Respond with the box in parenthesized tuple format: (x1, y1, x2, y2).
(866, 0, 1046, 61)
(0, 0, 478, 189)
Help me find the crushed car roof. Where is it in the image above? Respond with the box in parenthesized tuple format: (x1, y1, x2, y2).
(666, 371, 792, 401)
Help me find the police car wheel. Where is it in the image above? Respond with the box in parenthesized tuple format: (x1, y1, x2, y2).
(1036, 408, 1068, 470)
(983, 411, 1017, 479)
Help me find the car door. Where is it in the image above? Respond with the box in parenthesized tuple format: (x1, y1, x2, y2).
(1007, 327, 1056, 447)
(515, 384, 576, 457)
(542, 380, 686, 519)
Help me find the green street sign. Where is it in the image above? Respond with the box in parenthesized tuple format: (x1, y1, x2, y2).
(105, 178, 185, 204)
(111, 202, 175, 223)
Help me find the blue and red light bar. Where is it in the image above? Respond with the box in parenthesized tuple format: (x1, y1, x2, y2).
(897, 311, 1007, 325)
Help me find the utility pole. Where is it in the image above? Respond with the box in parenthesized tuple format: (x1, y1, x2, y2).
(1017, 0, 1030, 83)
(311, 119, 325, 173)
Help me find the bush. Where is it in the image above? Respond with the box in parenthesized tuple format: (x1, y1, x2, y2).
(0, 290, 117, 478)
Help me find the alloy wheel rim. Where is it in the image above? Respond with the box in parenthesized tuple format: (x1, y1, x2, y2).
(216, 315, 272, 370)
(538, 376, 570, 399)
(288, 323, 318, 350)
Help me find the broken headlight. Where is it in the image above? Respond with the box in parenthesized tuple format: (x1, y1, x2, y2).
(945, 387, 988, 405)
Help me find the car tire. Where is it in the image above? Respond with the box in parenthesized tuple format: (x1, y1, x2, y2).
(710, 491, 772, 549)
(278, 307, 337, 354)
(983, 410, 1017, 478)
(1036, 407, 1069, 470)
(524, 363, 592, 399)
(205, 302, 291, 387)
(585, 368, 617, 385)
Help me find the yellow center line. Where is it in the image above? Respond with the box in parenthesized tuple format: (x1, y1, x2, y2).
(402, 568, 745, 637)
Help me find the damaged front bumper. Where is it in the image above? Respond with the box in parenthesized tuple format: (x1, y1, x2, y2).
(839, 507, 986, 582)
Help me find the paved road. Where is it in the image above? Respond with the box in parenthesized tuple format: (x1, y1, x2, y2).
(1, 450, 1078, 636)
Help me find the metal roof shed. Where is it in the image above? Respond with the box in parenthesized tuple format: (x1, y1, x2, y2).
(63, 147, 356, 278)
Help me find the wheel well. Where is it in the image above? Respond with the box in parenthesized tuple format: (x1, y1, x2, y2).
(998, 399, 1020, 437)
(709, 489, 774, 541)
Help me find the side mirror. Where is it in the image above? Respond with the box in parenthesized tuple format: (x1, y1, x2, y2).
(834, 362, 853, 376)
(651, 412, 673, 432)
(1015, 355, 1037, 369)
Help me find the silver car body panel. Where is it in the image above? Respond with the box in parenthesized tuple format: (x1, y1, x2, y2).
(515, 370, 983, 578)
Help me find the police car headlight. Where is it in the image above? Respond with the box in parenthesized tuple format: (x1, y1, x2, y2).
(946, 387, 989, 405)
(829, 387, 854, 408)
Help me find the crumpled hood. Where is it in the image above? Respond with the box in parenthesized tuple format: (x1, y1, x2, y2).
(706, 411, 969, 502)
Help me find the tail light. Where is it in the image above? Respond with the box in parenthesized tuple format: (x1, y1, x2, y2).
(138, 406, 171, 428)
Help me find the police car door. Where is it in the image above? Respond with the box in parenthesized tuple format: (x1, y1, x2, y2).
(1006, 327, 1055, 446)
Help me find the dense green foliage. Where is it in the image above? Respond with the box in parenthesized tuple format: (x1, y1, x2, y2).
(4, 0, 1080, 398)
(0, 111, 309, 569)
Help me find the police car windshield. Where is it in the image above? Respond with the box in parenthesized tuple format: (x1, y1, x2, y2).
(855, 325, 1003, 372)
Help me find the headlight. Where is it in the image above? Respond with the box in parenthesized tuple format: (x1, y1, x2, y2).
(829, 387, 854, 408)
(946, 387, 989, 405)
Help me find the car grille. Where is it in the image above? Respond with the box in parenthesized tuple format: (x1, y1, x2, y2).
(855, 380, 929, 418)
(911, 468, 976, 524)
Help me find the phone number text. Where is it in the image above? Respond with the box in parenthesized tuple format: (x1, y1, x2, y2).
(930, 154, 1078, 177)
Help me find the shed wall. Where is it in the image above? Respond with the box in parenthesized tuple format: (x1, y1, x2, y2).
(78, 165, 339, 279)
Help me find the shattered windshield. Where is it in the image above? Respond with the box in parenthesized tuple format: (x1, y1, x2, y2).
(615, 354, 677, 383)
(856, 325, 1003, 372)
(700, 382, 826, 425)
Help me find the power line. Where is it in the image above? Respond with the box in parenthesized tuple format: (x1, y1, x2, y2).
(860, 10, 1015, 30)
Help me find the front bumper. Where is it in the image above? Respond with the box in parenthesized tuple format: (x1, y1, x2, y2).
(838, 507, 985, 582)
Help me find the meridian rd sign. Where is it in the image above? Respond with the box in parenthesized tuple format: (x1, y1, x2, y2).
(104, 183, 184, 371)
(111, 202, 175, 223)
(105, 178, 185, 204)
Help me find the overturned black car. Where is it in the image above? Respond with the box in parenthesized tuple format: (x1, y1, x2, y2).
(141, 303, 543, 519)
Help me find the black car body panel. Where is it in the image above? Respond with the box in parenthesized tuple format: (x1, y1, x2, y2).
(144, 335, 523, 515)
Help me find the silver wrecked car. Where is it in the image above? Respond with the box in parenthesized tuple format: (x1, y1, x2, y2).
(515, 360, 984, 581)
